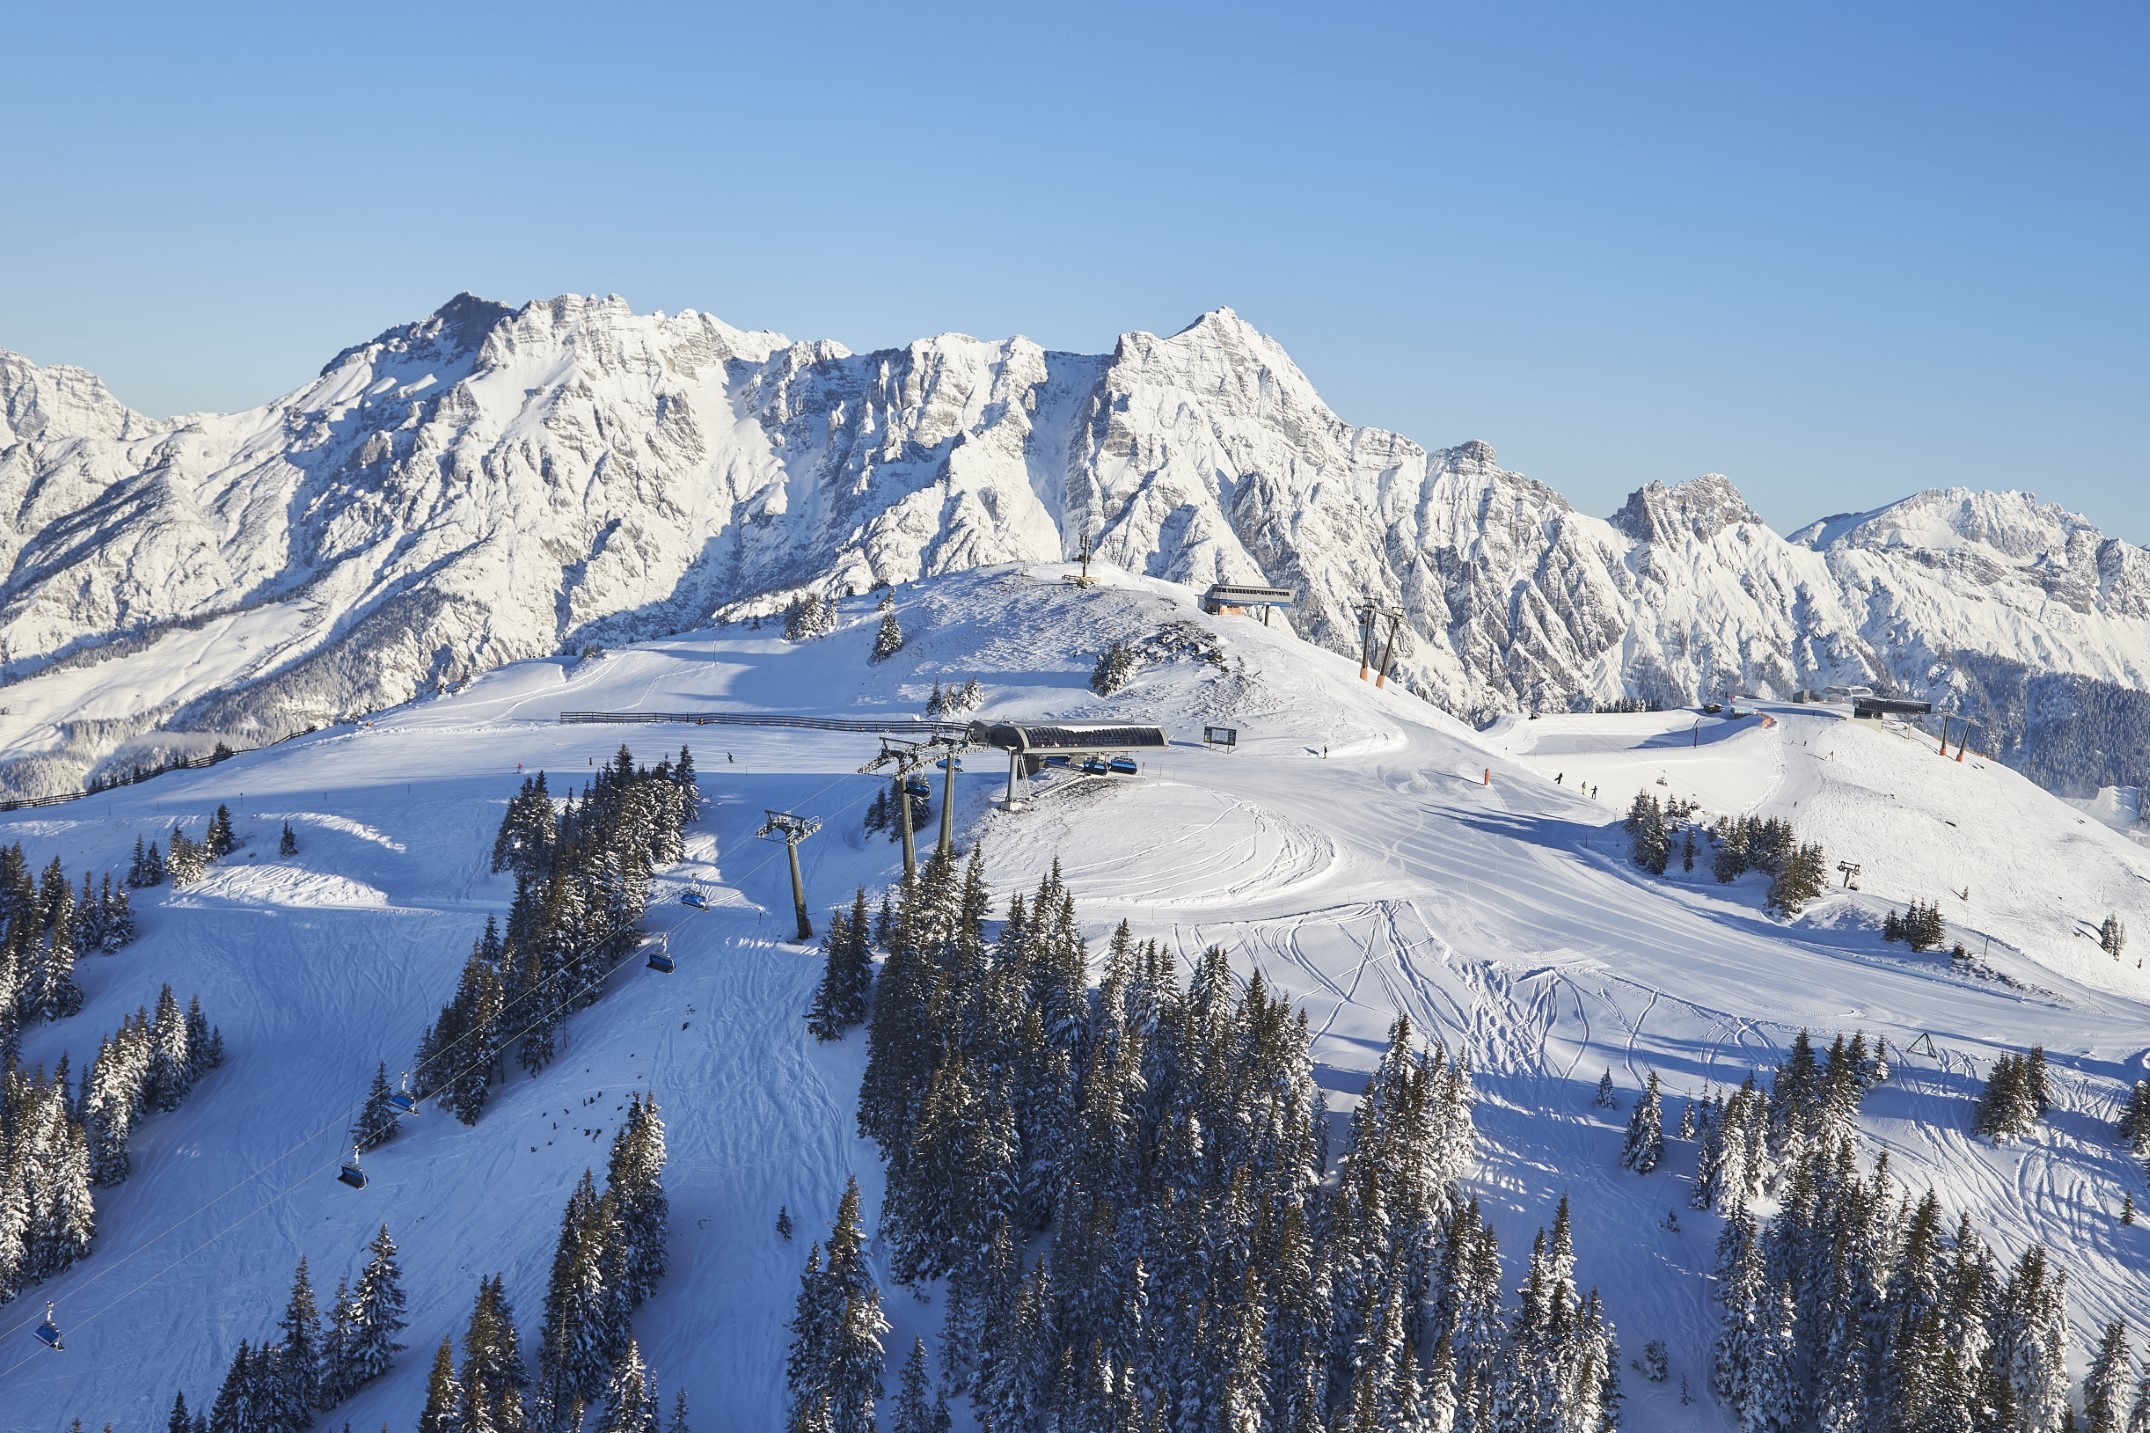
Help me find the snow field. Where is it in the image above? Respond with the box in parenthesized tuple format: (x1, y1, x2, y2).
(2, 563, 2146, 1432)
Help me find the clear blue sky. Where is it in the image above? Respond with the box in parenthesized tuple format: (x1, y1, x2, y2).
(3, 2, 2143, 538)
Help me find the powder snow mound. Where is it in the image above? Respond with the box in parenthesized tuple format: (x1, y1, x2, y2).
(2, 299, 2147, 798)
(1488, 702, 2150, 997)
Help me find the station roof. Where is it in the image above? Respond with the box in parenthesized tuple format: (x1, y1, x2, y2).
(1852, 696, 1935, 718)
(1202, 582, 1294, 605)
(967, 720, 1170, 755)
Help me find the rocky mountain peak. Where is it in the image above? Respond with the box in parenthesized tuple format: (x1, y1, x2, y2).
(0, 349, 151, 445)
(1609, 473, 1763, 544)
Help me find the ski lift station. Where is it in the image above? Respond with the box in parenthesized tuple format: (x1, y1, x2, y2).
(1201, 583, 1294, 626)
(967, 720, 1170, 804)
(1852, 696, 1934, 721)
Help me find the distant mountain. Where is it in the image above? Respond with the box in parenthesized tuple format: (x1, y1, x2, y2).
(2, 295, 2145, 796)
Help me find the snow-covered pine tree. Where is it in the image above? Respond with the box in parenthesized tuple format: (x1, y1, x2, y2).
(540, 1171, 626, 1408)
(318, 1274, 355, 1407)
(2117, 1078, 2150, 1160)
(1973, 1054, 2042, 1144)
(596, 1338, 664, 1433)
(279, 822, 299, 857)
(871, 610, 905, 663)
(273, 1255, 324, 1423)
(1767, 841, 1828, 918)
(1622, 1071, 1665, 1173)
(458, 1271, 529, 1427)
(672, 745, 699, 820)
(205, 804, 237, 860)
(344, 1224, 409, 1390)
(353, 1062, 399, 1152)
(1987, 1243, 2070, 1433)
(785, 1179, 887, 1433)
(889, 1339, 935, 1433)
(1595, 1070, 1617, 1108)
(165, 828, 206, 887)
(127, 835, 162, 888)
(418, 1336, 463, 1433)
(606, 1093, 670, 1305)
(208, 1339, 260, 1433)
(784, 594, 836, 642)
(1626, 794, 1670, 874)
(2083, 1321, 2131, 1433)
(97, 873, 134, 951)
(2100, 914, 2128, 960)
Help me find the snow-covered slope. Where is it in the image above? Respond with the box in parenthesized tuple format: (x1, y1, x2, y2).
(6, 566, 2148, 1430)
(3, 298, 2147, 800)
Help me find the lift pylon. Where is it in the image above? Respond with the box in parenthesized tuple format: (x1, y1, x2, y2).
(755, 809, 823, 941)
(860, 737, 931, 878)
(1353, 599, 1405, 686)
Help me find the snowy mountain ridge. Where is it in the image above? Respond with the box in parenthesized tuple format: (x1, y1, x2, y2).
(2, 294, 2146, 797)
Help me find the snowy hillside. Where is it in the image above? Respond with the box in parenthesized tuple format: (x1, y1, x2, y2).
(3, 297, 2147, 800)
(5, 566, 2148, 1431)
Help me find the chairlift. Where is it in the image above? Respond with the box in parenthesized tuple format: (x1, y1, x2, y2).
(1044, 754, 1071, 768)
(1107, 755, 1138, 776)
(646, 936, 675, 974)
(32, 1303, 62, 1351)
(903, 774, 932, 798)
(388, 1072, 418, 1116)
(934, 755, 963, 770)
(337, 1146, 368, 1190)
(1081, 756, 1110, 775)
(681, 888, 710, 910)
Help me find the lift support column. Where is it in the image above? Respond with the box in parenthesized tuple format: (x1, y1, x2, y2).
(756, 810, 822, 942)
(938, 740, 959, 857)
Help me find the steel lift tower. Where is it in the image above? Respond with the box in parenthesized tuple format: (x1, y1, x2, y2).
(756, 809, 822, 941)
(1354, 599, 1406, 687)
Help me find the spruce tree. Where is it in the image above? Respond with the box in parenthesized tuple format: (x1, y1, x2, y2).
(889, 1339, 935, 1433)
(541, 1171, 622, 1407)
(1626, 793, 1670, 874)
(2083, 1321, 2131, 1433)
(2117, 1079, 2150, 1160)
(353, 1063, 399, 1152)
(596, 1338, 663, 1433)
(606, 1094, 670, 1305)
(206, 805, 237, 860)
(1621, 1071, 1665, 1173)
(870, 610, 904, 663)
(275, 1255, 324, 1422)
(785, 1179, 887, 1433)
(418, 1336, 462, 1433)
(1595, 1070, 1617, 1109)
(280, 823, 299, 858)
(345, 1224, 408, 1388)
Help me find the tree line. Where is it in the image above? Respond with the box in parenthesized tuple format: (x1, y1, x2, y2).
(173, 1224, 409, 1433)
(1, 989, 221, 1304)
(407, 748, 694, 1127)
(790, 848, 1622, 1432)
(1623, 796, 1829, 917)
(3, 840, 138, 1049)
(175, 1094, 672, 1433)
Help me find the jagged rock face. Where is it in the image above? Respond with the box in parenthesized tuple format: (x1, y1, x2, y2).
(1, 294, 2146, 794)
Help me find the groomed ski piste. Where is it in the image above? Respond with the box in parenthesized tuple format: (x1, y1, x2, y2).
(5, 562, 2149, 1430)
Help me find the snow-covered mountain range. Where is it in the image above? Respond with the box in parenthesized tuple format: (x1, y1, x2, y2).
(4, 294, 2146, 797)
